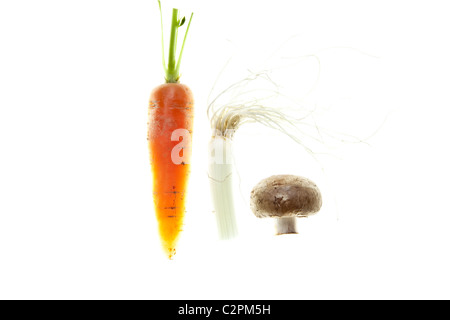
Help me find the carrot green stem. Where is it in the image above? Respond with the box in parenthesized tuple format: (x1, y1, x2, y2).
(175, 13, 193, 79)
(157, 3, 193, 83)
(166, 9, 179, 82)
(158, 0, 166, 75)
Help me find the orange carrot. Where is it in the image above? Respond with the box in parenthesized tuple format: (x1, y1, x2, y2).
(148, 2, 193, 259)
(148, 84, 194, 259)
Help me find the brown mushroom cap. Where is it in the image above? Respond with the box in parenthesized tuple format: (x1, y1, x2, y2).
(250, 175, 322, 218)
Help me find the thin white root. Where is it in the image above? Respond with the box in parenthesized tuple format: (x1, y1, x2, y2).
(207, 71, 323, 160)
(275, 217, 298, 235)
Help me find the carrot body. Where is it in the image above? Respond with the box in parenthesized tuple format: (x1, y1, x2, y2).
(148, 83, 194, 259)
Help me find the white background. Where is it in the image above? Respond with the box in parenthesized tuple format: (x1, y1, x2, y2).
(1, 0, 449, 299)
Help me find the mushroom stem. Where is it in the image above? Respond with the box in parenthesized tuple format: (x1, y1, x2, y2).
(275, 217, 298, 235)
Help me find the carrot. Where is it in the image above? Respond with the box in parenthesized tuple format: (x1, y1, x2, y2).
(148, 1, 194, 259)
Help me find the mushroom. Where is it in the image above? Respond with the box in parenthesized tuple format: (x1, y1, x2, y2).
(250, 175, 322, 235)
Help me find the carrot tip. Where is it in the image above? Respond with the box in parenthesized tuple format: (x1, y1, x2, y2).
(167, 247, 176, 260)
